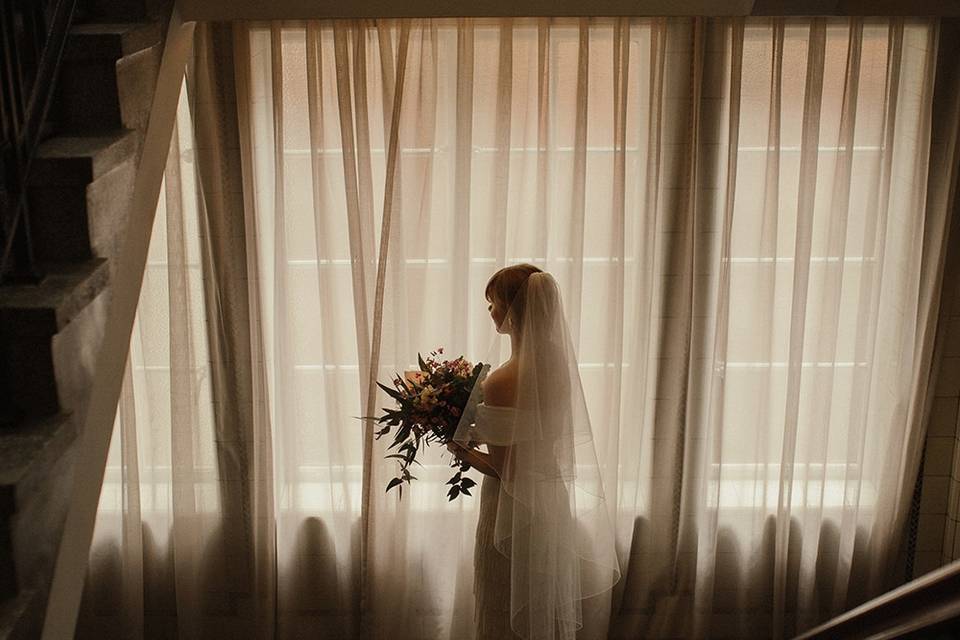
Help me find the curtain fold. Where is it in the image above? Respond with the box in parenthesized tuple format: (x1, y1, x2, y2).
(79, 15, 960, 640)
(190, 22, 279, 638)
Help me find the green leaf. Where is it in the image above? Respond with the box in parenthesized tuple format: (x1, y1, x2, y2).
(459, 486, 472, 497)
(460, 477, 476, 489)
(460, 461, 471, 472)
(377, 381, 404, 402)
(447, 472, 462, 485)
(386, 478, 403, 493)
(447, 485, 461, 501)
(418, 352, 429, 373)
(389, 425, 412, 449)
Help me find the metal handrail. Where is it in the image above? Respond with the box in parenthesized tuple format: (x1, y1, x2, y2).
(0, 0, 77, 284)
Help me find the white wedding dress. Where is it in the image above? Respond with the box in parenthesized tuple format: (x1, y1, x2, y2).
(454, 272, 621, 640)
(471, 402, 522, 640)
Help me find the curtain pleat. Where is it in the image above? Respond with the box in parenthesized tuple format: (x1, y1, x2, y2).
(190, 22, 280, 638)
(452, 20, 475, 352)
(231, 22, 280, 638)
(773, 20, 825, 635)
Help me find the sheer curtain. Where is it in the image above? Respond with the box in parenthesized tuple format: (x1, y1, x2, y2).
(77, 77, 225, 638)
(78, 27, 277, 638)
(77, 14, 958, 640)
(241, 16, 953, 640)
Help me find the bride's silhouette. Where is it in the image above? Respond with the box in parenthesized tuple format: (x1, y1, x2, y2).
(446, 264, 621, 640)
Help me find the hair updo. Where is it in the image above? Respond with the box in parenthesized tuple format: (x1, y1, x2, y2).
(485, 263, 543, 329)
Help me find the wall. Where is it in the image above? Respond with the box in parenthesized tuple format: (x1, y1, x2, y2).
(919, 275, 960, 573)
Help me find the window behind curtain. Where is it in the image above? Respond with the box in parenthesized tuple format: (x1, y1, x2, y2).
(245, 18, 933, 518)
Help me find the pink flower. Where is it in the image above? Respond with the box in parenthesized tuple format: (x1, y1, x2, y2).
(404, 370, 427, 385)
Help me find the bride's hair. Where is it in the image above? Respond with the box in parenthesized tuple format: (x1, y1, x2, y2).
(486, 264, 572, 420)
(485, 263, 543, 331)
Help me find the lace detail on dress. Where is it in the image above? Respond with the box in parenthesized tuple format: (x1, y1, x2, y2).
(474, 474, 521, 639)
(472, 402, 521, 639)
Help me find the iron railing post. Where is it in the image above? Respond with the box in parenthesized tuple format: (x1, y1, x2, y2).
(0, 0, 78, 284)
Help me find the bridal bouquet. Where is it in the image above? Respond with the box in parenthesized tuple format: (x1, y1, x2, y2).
(368, 348, 485, 500)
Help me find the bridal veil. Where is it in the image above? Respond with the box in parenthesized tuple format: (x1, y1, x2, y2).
(453, 271, 621, 640)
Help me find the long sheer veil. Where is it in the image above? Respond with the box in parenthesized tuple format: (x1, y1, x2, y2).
(453, 271, 621, 640)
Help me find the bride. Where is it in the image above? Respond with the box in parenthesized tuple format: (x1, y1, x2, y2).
(446, 264, 621, 640)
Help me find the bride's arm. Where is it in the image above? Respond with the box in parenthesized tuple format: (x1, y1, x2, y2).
(446, 442, 501, 478)
(447, 366, 515, 479)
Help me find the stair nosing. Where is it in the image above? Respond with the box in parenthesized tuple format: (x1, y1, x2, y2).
(30, 130, 137, 186)
(0, 413, 77, 507)
(0, 259, 110, 336)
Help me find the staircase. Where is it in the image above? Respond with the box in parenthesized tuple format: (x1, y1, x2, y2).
(0, 2, 170, 637)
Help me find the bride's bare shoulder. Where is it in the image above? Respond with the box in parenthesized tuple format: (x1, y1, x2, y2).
(481, 363, 518, 407)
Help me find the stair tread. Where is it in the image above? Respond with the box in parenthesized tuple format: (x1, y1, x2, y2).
(31, 130, 136, 185)
(65, 21, 160, 60)
(0, 259, 109, 336)
(0, 414, 76, 496)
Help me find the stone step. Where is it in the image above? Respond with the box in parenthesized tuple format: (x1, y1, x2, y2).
(30, 130, 137, 186)
(0, 259, 110, 337)
(28, 131, 137, 262)
(0, 414, 78, 602)
(55, 22, 161, 134)
(0, 259, 110, 424)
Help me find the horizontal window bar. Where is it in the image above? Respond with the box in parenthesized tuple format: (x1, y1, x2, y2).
(280, 145, 884, 156)
(284, 256, 877, 267)
(724, 361, 868, 368)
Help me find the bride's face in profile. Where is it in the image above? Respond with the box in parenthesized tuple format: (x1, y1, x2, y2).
(487, 296, 509, 334)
